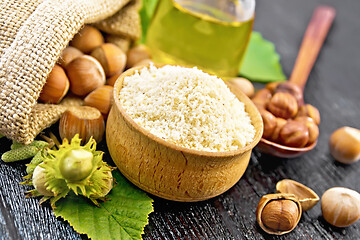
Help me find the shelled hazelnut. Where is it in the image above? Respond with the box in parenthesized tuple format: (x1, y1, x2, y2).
(275, 82, 304, 106)
(259, 109, 277, 139)
(251, 89, 272, 109)
(297, 104, 321, 125)
(279, 120, 309, 148)
(267, 92, 298, 119)
(295, 116, 319, 145)
(270, 118, 287, 143)
(256, 193, 302, 235)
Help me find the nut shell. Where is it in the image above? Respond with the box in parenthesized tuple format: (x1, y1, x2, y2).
(267, 92, 298, 119)
(329, 126, 360, 164)
(39, 64, 69, 104)
(321, 187, 360, 227)
(66, 55, 106, 96)
(256, 193, 302, 235)
(91, 43, 127, 77)
(276, 179, 320, 211)
(70, 26, 104, 53)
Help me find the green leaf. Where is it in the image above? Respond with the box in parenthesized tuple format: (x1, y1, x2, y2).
(139, 0, 159, 43)
(239, 31, 287, 82)
(53, 171, 153, 240)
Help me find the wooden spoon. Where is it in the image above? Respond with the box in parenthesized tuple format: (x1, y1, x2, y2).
(256, 6, 336, 158)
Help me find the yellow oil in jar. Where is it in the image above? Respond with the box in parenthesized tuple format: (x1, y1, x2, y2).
(146, 0, 254, 77)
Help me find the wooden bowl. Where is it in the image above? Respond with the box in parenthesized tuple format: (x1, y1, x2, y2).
(256, 138, 317, 158)
(106, 65, 263, 202)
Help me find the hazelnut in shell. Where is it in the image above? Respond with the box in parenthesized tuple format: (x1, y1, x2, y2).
(259, 109, 277, 140)
(256, 193, 302, 235)
(321, 187, 360, 227)
(297, 104, 321, 125)
(126, 44, 151, 68)
(329, 126, 360, 164)
(276, 179, 320, 211)
(91, 43, 127, 77)
(267, 92, 298, 119)
(70, 25, 104, 53)
(58, 46, 83, 68)
(226, 77, 254, 98)
(39, 65, 69, 104)
(107, 72, 122, 87)
(84, 85, 114, 119)
(59, 106, 105, 144)
(251, 88, 272, 109)
(66, 55, 106, 97)
(279, 120, 309, 148)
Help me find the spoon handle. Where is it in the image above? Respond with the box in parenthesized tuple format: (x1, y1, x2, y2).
(289, 6, 336, 90)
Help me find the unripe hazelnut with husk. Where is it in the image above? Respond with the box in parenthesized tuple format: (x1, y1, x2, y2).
(126, 44, 151, 68)
(227, 77, 254, 98)
(39, 65, 69, 104)
(32, 164, 55, 196)
(295, 116, 319, 145)
(70, 25, 104, 53)
(84, 85, 114, 119)
(91, 171, 114, 198)
(252, 88, 272, 109)
(321, 187, 360, 227)
(267, 92, 298, 119)
(259, 109, 277, 139)
(59, 106, 105, 144)
(60, 148, 94, 182)
(65, 55, 106, 96)
(256, 193, 302, 235)
(58, 46, 83, 68)
(297, 104, 321, 125)
(329, 126, 360, 164)
(270, 118, 287, 143)
(275, 82, 304, 106)
(91, 43, 127, 77)
(280, 120, 309, 148)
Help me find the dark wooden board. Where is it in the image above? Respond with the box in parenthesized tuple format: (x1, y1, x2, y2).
(1, 0, 360, 239)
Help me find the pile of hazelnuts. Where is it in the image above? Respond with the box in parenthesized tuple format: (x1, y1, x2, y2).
(38, 25, 151, 143)
(252, 82, 320, 148)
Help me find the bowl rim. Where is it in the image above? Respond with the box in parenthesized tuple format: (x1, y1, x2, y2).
(112, 64, 263, 157)
(259, 137, 317, 152)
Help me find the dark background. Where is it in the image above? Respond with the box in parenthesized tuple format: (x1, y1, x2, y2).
(1, 0, 360, 239)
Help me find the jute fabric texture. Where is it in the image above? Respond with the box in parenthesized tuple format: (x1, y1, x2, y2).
(0, 0, 136, 144)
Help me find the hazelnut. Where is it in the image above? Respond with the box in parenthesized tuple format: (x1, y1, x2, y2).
(227, 77, 254, 98)
(70, 25, 104, 53)
(65, 55, 106, 96)
(91, 43, 127, 77)
(329, 126, 360, 164)
(59, 106, 105, 144)
(279, 120, 309, 148)
(126, 44, 151, 68)
(58, 46, 83, 68)
(39, 65, 69, 104)
(133, 59, 154, 68)
(107, 72, 122, 87)
(270, 118, 287, 143)
(276, 179, 320, 211)
(297, 104, 321, 125)
(256, 193, 302, 235)
(321, 187, 360, 227)
(266, 82, 281, 94)
(295, 116, 319, 145)
(84, 85, 113, 119)
(259, 109, 277, 139)
(251, 88, 272, 109)
(275, 82, 304, 106)
(267, 92, 298, 119)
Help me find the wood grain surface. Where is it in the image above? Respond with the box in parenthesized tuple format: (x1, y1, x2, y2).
(1, 0, 360, 239)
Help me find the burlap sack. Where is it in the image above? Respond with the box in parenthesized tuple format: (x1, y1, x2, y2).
(0, 0, 140, 144)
